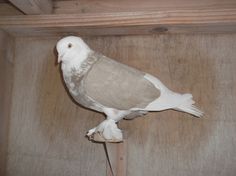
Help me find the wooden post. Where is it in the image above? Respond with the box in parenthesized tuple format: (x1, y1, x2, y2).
(105, 131, 127, 176)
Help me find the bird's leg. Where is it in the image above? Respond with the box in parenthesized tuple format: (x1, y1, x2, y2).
(87, 127, 96, 136)
(86, 108, 128, 142)
(86, 119, 122, 142)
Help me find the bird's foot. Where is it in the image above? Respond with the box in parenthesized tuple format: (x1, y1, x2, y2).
(87, 127, 96, 136)
(86, 119, 123, 143)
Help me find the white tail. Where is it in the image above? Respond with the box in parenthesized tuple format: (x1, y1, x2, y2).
(142, 74, 203, 117)
(174, 94, 203, 117)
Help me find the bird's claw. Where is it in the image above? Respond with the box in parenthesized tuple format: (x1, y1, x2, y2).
(87, 131, 123, 143)
(86, 120, 123, 143)
(87, 128, 96, 136)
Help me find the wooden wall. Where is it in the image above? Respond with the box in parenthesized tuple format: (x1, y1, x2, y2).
(5, 34, 236, 176)
(0, 30, 14, 176)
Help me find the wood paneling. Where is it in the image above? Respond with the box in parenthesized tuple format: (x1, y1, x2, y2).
(53, 0, 236, 14)
(0, 3, 23, 16)
(2, 0, 236, 17)
(6, 37, 106, 176)
(5, 34, 236, 176)
(0, 30, 14, 176)
(0, 6, 236, 36)
(85, 34, 236, 176)
(0, 1, 235, 175)
(8, 0, 53, 14)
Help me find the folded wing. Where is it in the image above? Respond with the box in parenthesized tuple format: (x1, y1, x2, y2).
(83, 55, 160, 110)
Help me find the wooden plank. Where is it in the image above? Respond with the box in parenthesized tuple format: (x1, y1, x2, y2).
(0, 3, 24, 16)
(6, 34, 236, 176)
(2, 0, 236, 16)
(85, 34, 236, 176)
(0, 30, 14, 176)
(8, 0, 53, 14)
(53, 0, 236, 14)
(6, 37, 106, 176)
(0, 8, 236, 36)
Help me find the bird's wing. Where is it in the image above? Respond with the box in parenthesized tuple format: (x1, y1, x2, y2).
(83, 54, 160, 110)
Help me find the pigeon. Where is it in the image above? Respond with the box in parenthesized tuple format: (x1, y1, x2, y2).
(56, 36, 203, 142)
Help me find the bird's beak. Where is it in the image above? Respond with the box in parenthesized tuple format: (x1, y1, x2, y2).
(57, 53, 64, 63)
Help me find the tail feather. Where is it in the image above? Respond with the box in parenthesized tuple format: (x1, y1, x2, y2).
(174, 94, 203, 117)
(142, 74, 203, 117)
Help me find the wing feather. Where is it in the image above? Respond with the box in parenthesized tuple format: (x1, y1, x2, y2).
(83, 55, 160, 110)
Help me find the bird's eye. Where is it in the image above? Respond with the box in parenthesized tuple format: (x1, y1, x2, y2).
(68, 43, 72, 48)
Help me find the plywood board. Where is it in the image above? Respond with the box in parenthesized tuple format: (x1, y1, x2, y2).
(0, 3, 23, 16)
(9, 0, 53, 14)
(6, 37, 106, 176)
(53, 0, 236, 14)
(0, 30, 14, 176)
(85, 34, 236, 176)
(6, 34, 236, 176)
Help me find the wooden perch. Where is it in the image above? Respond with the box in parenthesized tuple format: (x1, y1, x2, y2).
(105, 140, 127, 176)
(8, 0, 52, 14)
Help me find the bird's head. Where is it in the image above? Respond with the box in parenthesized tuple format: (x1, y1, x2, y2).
(56, 36, 90, 64)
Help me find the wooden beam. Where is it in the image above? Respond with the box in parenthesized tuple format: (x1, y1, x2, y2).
(0, 3, 23, 16)
(8, 0, 52, 14)
(0, 7, 236, 36)
(53, 0, 236, 14)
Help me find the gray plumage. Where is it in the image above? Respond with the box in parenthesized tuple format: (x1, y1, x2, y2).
(64, 51, 160, 112)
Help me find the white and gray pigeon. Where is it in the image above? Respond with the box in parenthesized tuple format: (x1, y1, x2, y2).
(56, 36, 203, 142)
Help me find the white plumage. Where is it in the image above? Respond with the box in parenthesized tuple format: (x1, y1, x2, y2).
(56, 36, 203, 142)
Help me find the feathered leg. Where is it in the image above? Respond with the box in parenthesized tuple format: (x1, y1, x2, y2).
(86, 108, 130, 142)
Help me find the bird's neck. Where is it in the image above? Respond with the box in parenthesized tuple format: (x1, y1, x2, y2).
(61, 49, 91, 75)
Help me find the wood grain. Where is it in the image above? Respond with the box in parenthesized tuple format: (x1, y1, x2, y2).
(4, 34, 236, 176)
(85, 34, 236, 176)
(2, 0, 236, 17)
(106, 141, 127, 176)
(0, 7, 236, 36)
(0, 3, 23, 16)
(6, 37, 106, 176)
(0, 30, 14, 176)
(53, 0, 236, 14)
(8, 0, 53, 14)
